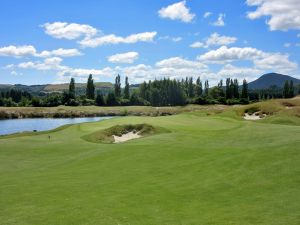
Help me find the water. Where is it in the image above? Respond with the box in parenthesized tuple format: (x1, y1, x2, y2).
(0, 117, 112, 136)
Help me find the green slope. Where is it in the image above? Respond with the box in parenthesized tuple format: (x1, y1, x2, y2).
(0, 112, 299, 225)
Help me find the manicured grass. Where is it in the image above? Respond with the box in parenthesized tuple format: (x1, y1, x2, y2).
(0, 108, 300, 224)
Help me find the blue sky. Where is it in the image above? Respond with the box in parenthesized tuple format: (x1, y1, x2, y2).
(0, 0, 299, 85)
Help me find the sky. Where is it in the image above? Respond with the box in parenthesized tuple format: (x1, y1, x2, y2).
(0, 0, 299, 85)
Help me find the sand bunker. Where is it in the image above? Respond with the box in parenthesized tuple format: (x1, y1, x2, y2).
(244, 112, 266, 120)
(113, 131, 141, 143)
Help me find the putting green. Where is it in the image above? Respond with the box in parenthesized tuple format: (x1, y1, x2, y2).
(0, 112, 299, 225)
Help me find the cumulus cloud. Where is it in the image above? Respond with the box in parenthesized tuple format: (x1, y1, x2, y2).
(156, 57, 207, 70)
(198, 45, 298, 75)
(158, 1, 195, 23)
(246, 0, 300, 31)
(253, 53, 298, 73)
(190, 41, 205, 48)
(79, 32, 157, 48)
(42, 22, 97, 39)
(212, 13, 225, 26)
(42, 21, 157, 48)
(198, 46, 265, 63)
(190, 33, 237, 49)
(107, 52, 139, 64)
(18, 57, 66, 71)
(35, 48, 82, 57)
(0, 45, 82, 58)
(217, 64, 263, 81)
(0, 45, 36, 57)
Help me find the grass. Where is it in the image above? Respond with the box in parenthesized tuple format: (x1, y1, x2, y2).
(0, 99, 300, 224)
(82, 123, 167, 143)
(0, 104, 228, 119)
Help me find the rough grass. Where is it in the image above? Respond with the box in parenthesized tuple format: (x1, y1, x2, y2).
(0, 104, 228, 119)
(82, 123, 167, 143)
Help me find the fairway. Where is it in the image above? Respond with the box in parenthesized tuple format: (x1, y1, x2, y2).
(0, 112, 300, 225)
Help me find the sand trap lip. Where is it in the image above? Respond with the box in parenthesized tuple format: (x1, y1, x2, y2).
(244, 112, 266, 120)
(113, 131, 141, 143)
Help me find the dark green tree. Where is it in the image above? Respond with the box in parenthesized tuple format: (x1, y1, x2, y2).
(188, 77, 194, 98)
(283, 80, 290, 98)
(289, 80, 294, 98)
(106, 92, 118, 106)
(233, 79, 239, 98)
(204, 80, 209, 96)
(124, 76, 130, 99)
(225, 78, 231, 99)
(86, 74, 95, 99)
(196, 77, 203, 97)
(114, 74, 121, 98)
(241, 79, 248, 99)
(95, 92, 105, 106)
(69, 77, 75, 99)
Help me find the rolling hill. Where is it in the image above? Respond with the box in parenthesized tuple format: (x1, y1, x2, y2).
(248, 73, 300, 89)
(0, 82, 114, 96)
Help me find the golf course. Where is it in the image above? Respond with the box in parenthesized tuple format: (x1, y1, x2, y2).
(0, 98, 299, 225)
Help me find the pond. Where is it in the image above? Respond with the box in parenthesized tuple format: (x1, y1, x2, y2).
(0, 117, 112, 136)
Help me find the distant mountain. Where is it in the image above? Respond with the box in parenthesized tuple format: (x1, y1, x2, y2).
(248, 73, 300, 89)
(0, 82, 114, 96)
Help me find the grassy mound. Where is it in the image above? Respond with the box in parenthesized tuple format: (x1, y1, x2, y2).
(82, 123, 167, 143)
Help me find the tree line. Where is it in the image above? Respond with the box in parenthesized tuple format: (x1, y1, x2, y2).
(0, 74, 299, 107)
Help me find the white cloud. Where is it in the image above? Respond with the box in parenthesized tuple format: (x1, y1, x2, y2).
(18, 57, 66, 71)
(35, 48, 82, 57)
(156, 57, 207, 69)
(159, 36, 182, 42)
(212, 13, 225, 26)
(158, 1, 195, 23)
(42, 22, 97, 39)
(246, 0, 300, 31)
(218, 64, 263, 81)
(297, 33, 300, 37)
(205, 33, 237, 47)
(198, 46, 266, 63)
(107, 52, 139, 64)
(190, 41, 205, 48)
(284, 43, 291, 48)
(203, 12, 212, 18)
(190, 33, 237, 49)
(253, 53, 298, 73)
(0, 45, 82, 58)
(79, 32, 157, 48)
(0, 45, 36, 57)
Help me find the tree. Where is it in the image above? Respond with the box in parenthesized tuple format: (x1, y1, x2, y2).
(204, 80, 209, 96)
(114, 74, 121, 98)
(196, 77, 202, 97)
(226, 78, 231, 99)
(106, 92, 118, 106)
(283, 80, 289, 98)
(241, 79, 248, 99)
(233, 79, 239, 98)
(188, 77, 194, 98)
(86, 74, 95, 99)
(95, 92, 105, 106)
(124, 76, 130, 99)
(289, 80, 294, 98)
(69, 78, 75, 99)
(298, 84, 300, 95)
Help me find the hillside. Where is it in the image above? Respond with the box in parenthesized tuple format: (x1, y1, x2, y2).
(248, 73, 300, 89)
(0, 82, 114, 96)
